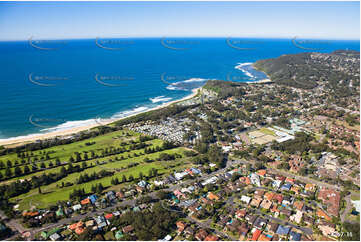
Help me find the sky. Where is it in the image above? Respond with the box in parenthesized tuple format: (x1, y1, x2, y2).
(0, 1, 359, 40)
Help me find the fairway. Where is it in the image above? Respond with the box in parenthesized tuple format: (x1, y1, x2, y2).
(0, 128, 192, 209)
(0, 130, 153, 183)
(12, 149, 187, 209)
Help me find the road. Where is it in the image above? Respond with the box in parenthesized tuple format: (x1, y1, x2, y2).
(340, 194, 353, 223)
(5, 159, 240, 240)
(186, 216, 237, 241)
(225, 190, 313, 236)
(235, 158, 359, 196)
(5, 157, 348, 240)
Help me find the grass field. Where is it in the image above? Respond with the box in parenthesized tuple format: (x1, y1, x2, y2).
(351, 192, 360, 201)
(4, 129, 189, 210)
(12, 148, 187, 209)
(259, 127, 276, 136)
(0, 130, 158, 183)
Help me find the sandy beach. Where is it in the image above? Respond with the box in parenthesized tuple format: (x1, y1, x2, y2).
(245, 78, 273, 84)
(0, 88, 201, 147)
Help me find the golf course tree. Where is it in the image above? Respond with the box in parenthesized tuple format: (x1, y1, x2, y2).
(69, 188, 86, 200)
(111, 177, 120, 185)
(14, 166, 22, 176)
(91, 183, 105, 194)
(5, 167, 12, 178)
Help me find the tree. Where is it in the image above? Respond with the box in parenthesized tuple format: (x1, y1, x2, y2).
(91, 184, 96, 193)
(40, 162, 46, 169)
(75, 153, 82, 162)
(24, 165, 30, 174)
(5, 167, 12, 177)
(38, 186, 42, 194)
(96, 183, 104, 193)
(139, 172, 144, 180)
(60, 166, 67, 176)
(55, 158, 61, 166)
(122, 175, 127, 183)
(14, 167, 22, 176)
(128, 175, 134, 182)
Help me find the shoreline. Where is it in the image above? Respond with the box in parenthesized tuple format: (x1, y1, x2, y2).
(0, 88, 201, 147)
(245, 78, 273, 84)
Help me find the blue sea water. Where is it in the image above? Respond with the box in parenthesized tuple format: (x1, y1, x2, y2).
(0, 38, 359, 139)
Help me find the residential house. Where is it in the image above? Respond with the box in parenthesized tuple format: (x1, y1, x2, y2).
(195, 229, 208, 241)
(275, 225, 290, 236)
(254, 217, 268, 230)
(204, 235, 219, 241)
(260, 199, 273, 210)
(250, 197, 263, 208)
(81, 198, 91, 206)
(264, 192, 275, 201)
(250, 173, 261, 187)
(280, 183, 292, 191)
(235, 209, 247, 219)
(272, 194, 283, 204)
(289, 231, 302, 241)
(72, 204, 82, 211)
(267, 222, 279, 234)
(184, 227, 195, 237)
(318, 221, 336, 237)
(305, 184, 316, 192)
(303, 215, 314, 226)
(293, 201, 304, 211)
(207, 192, 220, 201)
(176, 221, 187, 233)
(258, 233, 272, 241)
(251, 229, 262, 241)
(280, 208, 292, 218)
(254, 190, 265, 198)
(239, 176, 251, 185)
(238, 223, 249, 240)
(290, 210, 303, 224)
(257, 169, 267, 177)
(317, 189, 341, 217)
(241, 195, 252, 204)
(317, 208, 332, 221)
(122, 225, 134, 234)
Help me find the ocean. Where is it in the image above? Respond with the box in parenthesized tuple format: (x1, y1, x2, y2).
(0, 37, 359, 139)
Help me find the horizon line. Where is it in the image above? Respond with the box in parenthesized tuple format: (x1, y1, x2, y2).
(0, 36, 360, 42)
